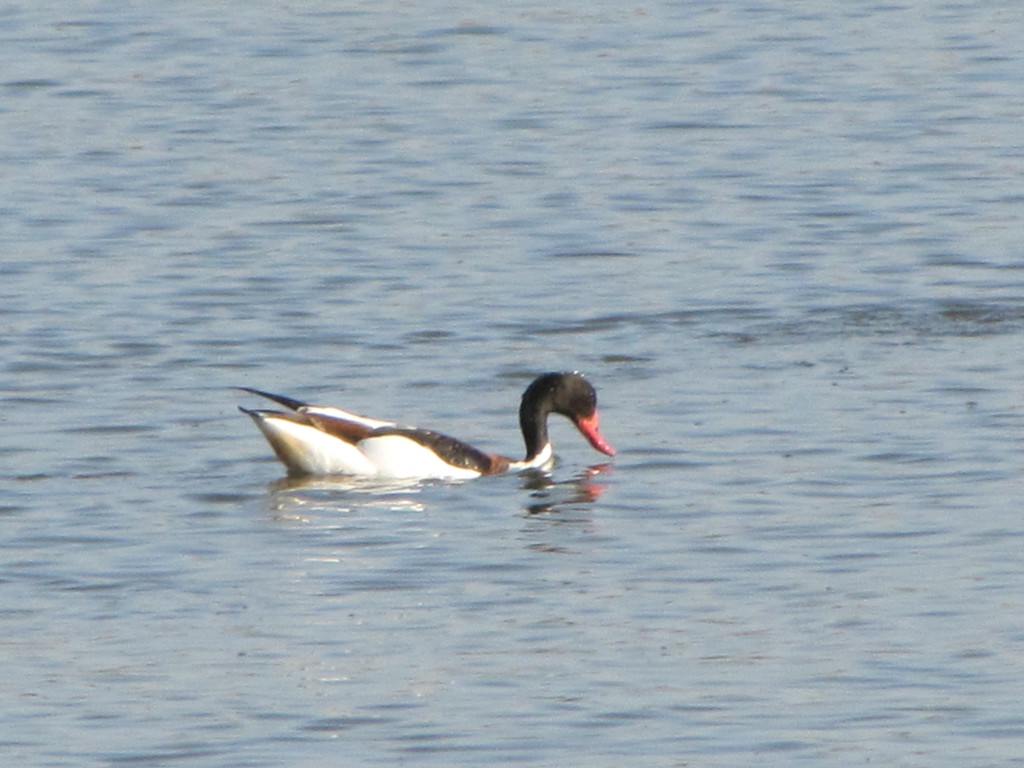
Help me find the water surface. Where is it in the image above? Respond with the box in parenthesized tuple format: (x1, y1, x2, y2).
(3, 1, 1024, 766)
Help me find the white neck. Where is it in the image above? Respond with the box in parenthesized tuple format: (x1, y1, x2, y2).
(509, 442, 554, 472)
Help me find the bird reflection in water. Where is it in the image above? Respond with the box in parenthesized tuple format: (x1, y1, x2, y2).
(264, 474, 427, 521)
(259, 464, 612, 522)
(520, 463, 612, 516)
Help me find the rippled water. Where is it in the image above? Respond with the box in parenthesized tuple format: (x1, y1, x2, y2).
(4, 1, 1024, 766)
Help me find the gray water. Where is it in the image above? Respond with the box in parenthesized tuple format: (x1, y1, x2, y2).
(4, 1, 1024, 765)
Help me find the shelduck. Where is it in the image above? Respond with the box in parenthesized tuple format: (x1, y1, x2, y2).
(239, 372, 615, 479)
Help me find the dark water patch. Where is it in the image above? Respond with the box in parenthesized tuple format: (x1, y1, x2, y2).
(456, 561, 532, 575)
(187, 492, 256, 505)
(601, 353, 653, 364)
(584, 708, 661, 724)
(855, 528, 948, 541)
(664, 306, 776, 326)
(500, 306, 773, 337)
(937, 300, 1024, 328)
(56, 88, 112, 99)
(926, 252, 991, 267)
(646, 121, 748, 131)
(858, 452, 941, 464)
(755, 740, 812, 753)
(486, 160, 544, 177)
(403, 329, 455, 344)
(967, 721, 1024, 739)
(105, 746, 225, 764)
(66, 424, 158, 435)
(60, 580, 127, 593)
(323, 576, 426, 595)
(806, 207, 865, 219)
(690, 544, 758, 556)
(303, 715, 396, 732)
(109, 341, 165, 357)
(821, 551, 886, 563)
(550, 250, 635, 259)
(630, 459, 706, 472)
(498, 116, 549, 131)
(431, 24, 508, 37)
(13, 534, 129, 547)
(3, 78, 61, 90)
(503, 314, 649, 335)
(966, 528, 1024, 544)
(729, 299, 1024, 344)
(7, 359, 85, 374)
(363, 701, 424, 714)
(71, 472, 136, 480)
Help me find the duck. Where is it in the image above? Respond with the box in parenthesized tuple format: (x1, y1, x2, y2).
(239, 371, 615, 479)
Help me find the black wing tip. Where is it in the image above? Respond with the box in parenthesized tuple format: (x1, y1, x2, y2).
(236, 387, 308, 412)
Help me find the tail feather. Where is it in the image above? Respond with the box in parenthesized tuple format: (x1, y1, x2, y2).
(239, 405, 375, 475)
(237, 387, 309, 412)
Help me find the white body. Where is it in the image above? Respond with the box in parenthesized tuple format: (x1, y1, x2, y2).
(250, 414, 486, 479)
